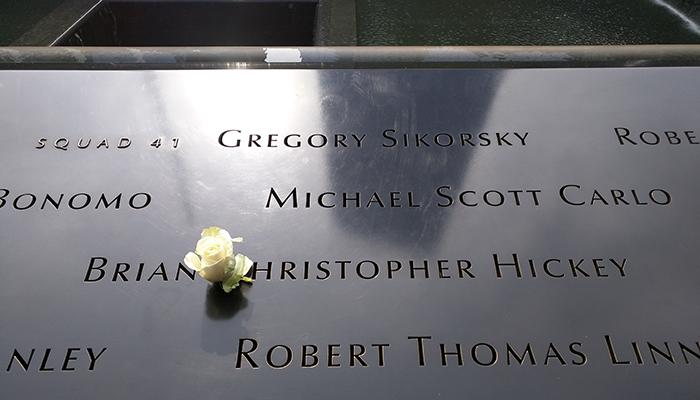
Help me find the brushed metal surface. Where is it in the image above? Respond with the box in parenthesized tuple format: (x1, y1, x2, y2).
(0, 68, 699, 399)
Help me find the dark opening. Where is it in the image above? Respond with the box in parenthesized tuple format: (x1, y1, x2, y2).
(54, 1, 318, 46)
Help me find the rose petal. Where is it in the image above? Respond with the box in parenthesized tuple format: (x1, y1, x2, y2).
(200, 226, 221, 237)
(195, 236, 220, 256)
(232, 237, 243, 243)
(198, 260, 228, 283)
(217, 229, 233, 242)
(183, 252, 202, 271)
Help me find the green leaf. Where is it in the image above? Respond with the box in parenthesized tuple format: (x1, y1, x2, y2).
(235, 253, 254, 275)
(222, 273, 241, 293)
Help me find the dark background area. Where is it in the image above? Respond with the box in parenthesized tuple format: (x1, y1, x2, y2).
(56, 2, 317, 46)
(356, 0, 700, 45)
(0, 0, 64, 44)
(1, 0, 700, 46)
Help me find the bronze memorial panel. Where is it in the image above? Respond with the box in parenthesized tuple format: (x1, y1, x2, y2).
(1, 68, 699, 398)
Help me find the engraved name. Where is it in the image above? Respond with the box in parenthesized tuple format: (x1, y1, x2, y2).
(83, 257, 196, 282)
(234, 335, 700, 369)
(265, 185, 671, 209)
(218, 129, 529, 149)
(6, 347, 107, 372)
(614, 127, 698, 146)
(82, 254, 628, 283)
(0, 190, 151, 211)
(250, 254, 627, 281)
(236, 339, 389, 369)
(381, 129, 528, 147)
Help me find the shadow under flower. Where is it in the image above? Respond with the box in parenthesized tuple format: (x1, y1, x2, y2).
(205, 283, 250, 320)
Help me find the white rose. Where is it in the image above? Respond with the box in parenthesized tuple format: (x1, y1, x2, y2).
(184, 226, 254, 292)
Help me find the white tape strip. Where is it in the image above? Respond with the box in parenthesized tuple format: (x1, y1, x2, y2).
(264, 48, 303, 63)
